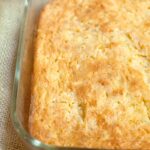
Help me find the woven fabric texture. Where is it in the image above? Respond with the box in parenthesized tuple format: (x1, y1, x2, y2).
(0, 0, 25, 149)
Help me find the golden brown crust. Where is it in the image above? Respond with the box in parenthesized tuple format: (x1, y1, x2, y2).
(29, 0, 150, 149)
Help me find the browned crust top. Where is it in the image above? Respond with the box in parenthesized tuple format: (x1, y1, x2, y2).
(29, 0, 150, 149)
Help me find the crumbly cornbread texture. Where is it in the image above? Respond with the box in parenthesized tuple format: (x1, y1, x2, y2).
(29, 0, 150, 149)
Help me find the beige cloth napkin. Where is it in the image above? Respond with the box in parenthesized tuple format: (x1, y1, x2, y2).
(0, 0, 26, 149)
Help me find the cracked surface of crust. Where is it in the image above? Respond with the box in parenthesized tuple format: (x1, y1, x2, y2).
(29, 0, 150, 149)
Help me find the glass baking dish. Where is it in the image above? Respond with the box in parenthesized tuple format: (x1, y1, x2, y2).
(11, 0, 103, 149)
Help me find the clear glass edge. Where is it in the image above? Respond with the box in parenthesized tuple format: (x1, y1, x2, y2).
(10, 0, 107, 150)
(10, 0, 57, 149)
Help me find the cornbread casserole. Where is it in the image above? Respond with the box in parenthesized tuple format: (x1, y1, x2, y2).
(29, 0, 150, 149)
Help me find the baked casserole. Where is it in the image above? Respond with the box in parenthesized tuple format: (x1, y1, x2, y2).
(29, 0, 150, 149)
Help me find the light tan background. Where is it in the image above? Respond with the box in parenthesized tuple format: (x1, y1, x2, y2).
(0, 0, 26, 149)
